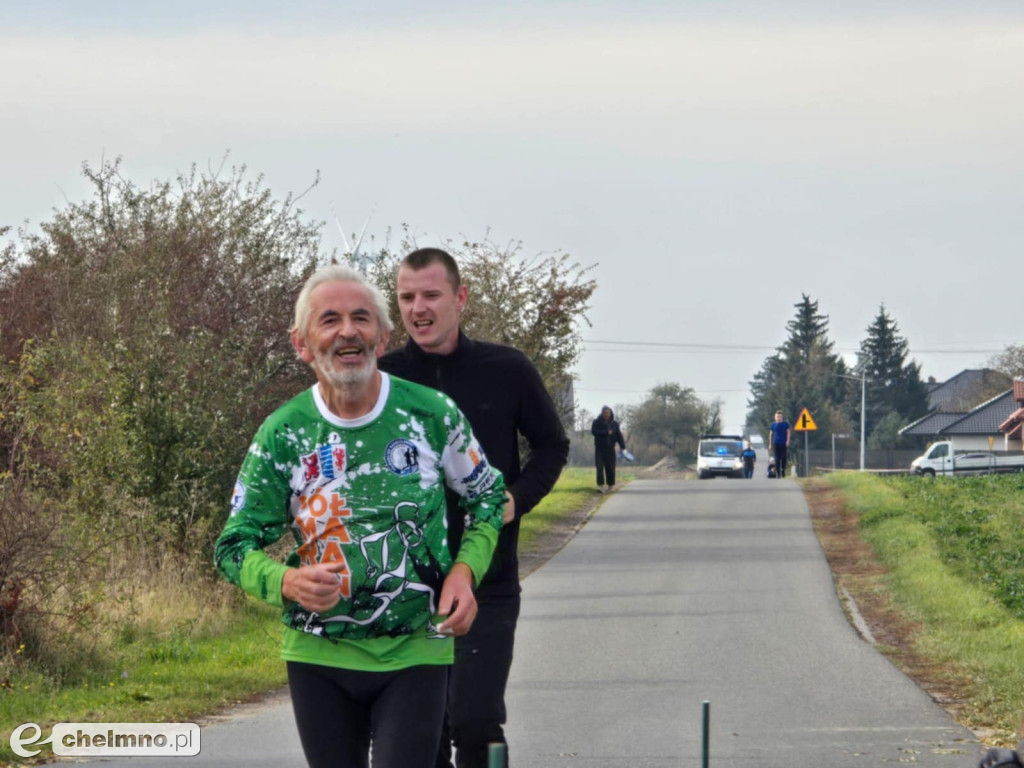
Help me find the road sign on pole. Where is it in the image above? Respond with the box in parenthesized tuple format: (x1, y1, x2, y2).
(792, 408, 817, 477)
(793, 408, 817, 432)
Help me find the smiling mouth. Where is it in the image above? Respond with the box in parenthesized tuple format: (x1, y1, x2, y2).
(413, 320, 432, 329)
(331, 340, 367, 360)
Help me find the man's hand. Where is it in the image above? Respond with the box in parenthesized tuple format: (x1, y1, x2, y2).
(282, 561, 347, 613)
(502, 490, 516, 524)
(437, 563, 477, 636)
(979, 748, 1023, 768)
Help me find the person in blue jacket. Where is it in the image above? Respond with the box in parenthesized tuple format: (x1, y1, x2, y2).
(768, 410, 791, 479)
(741, 440, 757, 479)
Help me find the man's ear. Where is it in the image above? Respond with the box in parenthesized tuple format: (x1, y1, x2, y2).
(456, 284, 468, 313)
(291, 327, 314, 364)
(374, 329, 391, 357)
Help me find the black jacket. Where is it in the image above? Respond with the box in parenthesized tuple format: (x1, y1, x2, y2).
(378, 331, 570, 596)
(591, 411, 625, 453)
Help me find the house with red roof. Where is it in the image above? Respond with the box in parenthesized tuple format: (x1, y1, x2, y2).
(997, 379, 1024, 452)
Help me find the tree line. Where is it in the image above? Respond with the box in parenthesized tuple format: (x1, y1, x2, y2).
(595, 295, 1022, 467)
(746, 295, 1021, 451)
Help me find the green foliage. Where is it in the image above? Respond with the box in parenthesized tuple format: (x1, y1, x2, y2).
(1, 156, 321, 537)
(361, 229, 596, 425)
(624, 382, 720, 457)
(846, 305, 929, 444)
(0, 157, 323, 671)
(867, 411, 918, 451)
(747, 294, 850, 446)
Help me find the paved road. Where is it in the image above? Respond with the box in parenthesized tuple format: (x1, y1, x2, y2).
(58, 474, 980, 766)
(504, 475, 977, 767)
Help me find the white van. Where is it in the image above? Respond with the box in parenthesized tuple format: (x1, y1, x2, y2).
(696, 434, 745, 479)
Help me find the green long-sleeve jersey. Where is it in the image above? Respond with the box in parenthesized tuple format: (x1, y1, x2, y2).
(215, 374, 505, 671)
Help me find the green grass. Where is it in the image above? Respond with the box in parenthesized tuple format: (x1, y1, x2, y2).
(827, 471, 1024, 741)
(0, 600, 286, 766)
(519, 467, 634, 551)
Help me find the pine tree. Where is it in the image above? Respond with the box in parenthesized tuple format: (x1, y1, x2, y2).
(746, 294, 849, 447)
(847, 305, 929, 447)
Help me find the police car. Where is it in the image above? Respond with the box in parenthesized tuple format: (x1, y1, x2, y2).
(696, 434, 745, 479)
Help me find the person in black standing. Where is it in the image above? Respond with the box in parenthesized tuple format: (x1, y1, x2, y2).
(591, 406, 625, 493)
(378, 248, 570, 768)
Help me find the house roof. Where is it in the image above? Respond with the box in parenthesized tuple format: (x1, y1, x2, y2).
(900, 411, 967, 436)
(926, 369, 1011, 411)
(999, 406, 1024, 433)
(939, 390, 1015, 435)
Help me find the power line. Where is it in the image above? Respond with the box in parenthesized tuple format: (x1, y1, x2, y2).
(585, 339, 773, 351)
(577, 386, 749, 392)
(583, 338, 1007, 355)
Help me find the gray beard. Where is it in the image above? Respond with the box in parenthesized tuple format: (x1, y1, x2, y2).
(314, 340, 376, 392)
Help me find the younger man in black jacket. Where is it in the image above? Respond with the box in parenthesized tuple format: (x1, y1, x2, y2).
(378, 248, 569, 768)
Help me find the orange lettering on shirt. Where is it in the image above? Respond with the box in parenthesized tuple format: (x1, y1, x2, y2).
(329, 494, 351, 518)
(307, 491, 329, 518)
(322, 517, 351, 543)
(293, 492, 353, 596)
(296, 515, 318, 542)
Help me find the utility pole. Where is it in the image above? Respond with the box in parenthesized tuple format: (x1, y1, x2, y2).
(859, 369, 866, 471)
(836, 367, 869, 471)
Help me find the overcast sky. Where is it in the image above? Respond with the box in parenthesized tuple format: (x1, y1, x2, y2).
(3, 1, 1022, 432)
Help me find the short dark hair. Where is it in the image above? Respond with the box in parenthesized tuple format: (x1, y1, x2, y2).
(401, 248, 461, 292)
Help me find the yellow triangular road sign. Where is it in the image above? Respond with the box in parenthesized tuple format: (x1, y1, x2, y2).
(794, 407, 817, 431)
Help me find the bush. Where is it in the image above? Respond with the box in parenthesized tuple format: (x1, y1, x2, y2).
(0, 158, 323, 677)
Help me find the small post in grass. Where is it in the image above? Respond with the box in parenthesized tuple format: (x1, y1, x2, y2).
(702, 700, 711, 768)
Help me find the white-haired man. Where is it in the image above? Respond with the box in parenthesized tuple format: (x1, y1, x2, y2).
(215, 264, 506, 768)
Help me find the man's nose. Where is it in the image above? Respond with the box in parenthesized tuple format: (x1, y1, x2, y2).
(336, 315, 359, 337)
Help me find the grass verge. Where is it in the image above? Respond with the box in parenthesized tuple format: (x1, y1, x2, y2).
(1, 598, 285, 766)
(822, 471, 1024, 746)
(519, 467, 630, 552)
